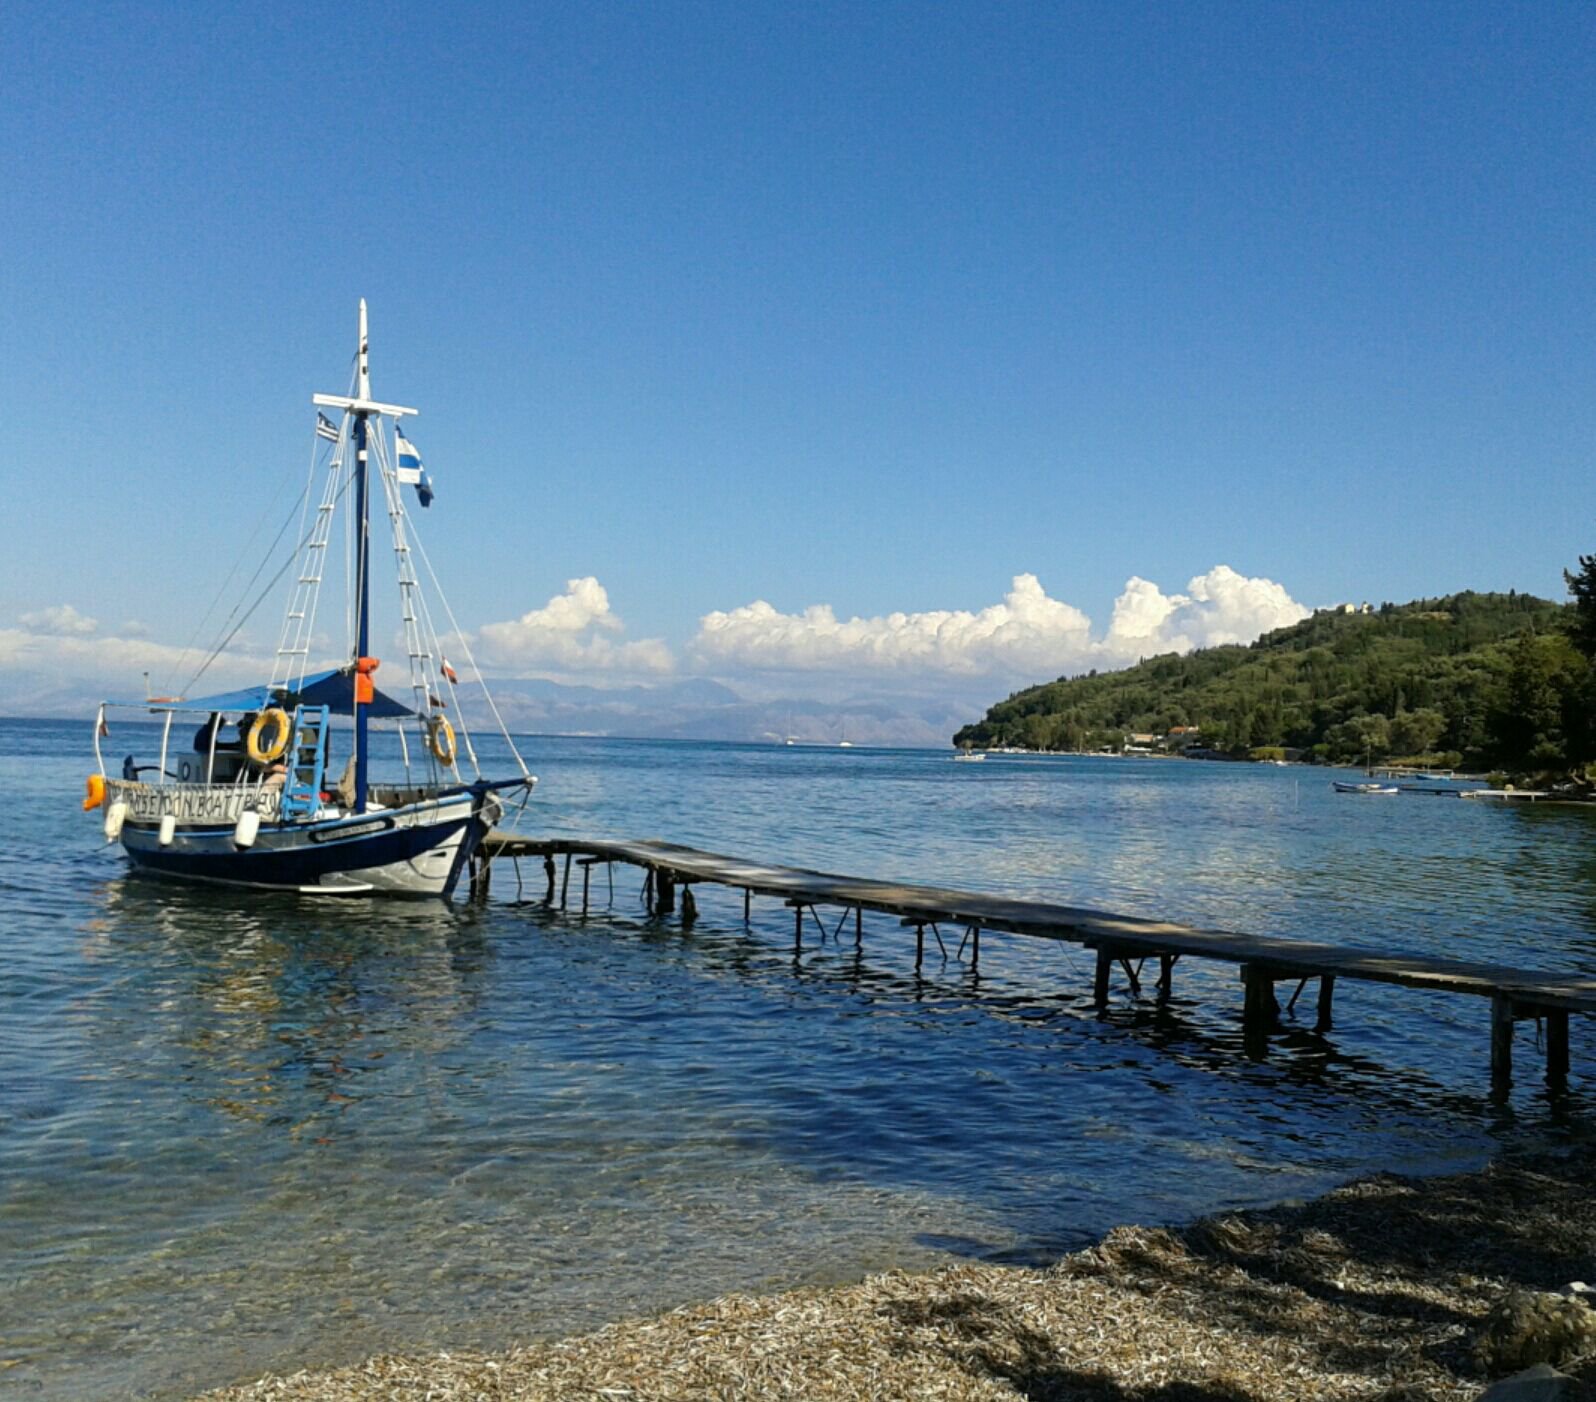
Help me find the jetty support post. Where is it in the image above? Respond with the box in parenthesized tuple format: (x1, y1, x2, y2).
(1156, 953, 1178, 1000)
(467, 853, 491, 903)
(576, 857, 611, 917)
(1547, 1008, 1570, 1085)
(744, 888, 751, 923)
(681, 886, 697, 927)
(1241, 962, 1279, 1058)
(1092, 946, 1113, 1009)
(1316, 975, 1335, 1032)
(1493, 996, 1572, 1090)
(855, 907, 863, 948)
(543, 854, 556, 903)
(655, 870, 676, 916)
(560, 853, 572, 909)
(1491, 992, 1515, 1092)
(956, 924, 981, 968)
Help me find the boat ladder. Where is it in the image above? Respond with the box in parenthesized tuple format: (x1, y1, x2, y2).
(278, 705, 331, 819)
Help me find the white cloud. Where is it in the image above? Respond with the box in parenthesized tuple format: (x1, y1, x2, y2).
(0, 626, 270, 702)
(1101, 565, 1309, 662)
(476, 577, 675, 675)
(19, 604, 98, 635)
(693, 573, 1093, 678)
(692, 567, 1309, 681)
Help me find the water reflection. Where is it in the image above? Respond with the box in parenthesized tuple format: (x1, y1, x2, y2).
(5, 728, 1596, 1399)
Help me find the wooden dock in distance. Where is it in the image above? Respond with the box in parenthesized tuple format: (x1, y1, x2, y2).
(477, 832, 1596, 1091)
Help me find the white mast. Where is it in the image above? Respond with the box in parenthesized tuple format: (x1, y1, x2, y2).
(357, 297, 371, 401)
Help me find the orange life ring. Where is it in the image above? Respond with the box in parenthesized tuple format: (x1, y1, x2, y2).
(427, 715, 456, 767)
(83, 774, 107, 811)
(248, 708, 292, 765)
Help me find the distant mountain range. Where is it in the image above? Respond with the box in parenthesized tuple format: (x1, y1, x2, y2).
(0, 670, 979, 749)
(469, 677, 977, 748)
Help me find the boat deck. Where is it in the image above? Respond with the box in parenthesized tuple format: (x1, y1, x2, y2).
(479, 832, 1594, 1087)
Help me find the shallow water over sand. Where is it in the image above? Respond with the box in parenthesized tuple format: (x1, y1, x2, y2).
(3, 721, 1593, 1398)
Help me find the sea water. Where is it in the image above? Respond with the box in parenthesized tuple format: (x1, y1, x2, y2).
(2, 718, 1593, 1399)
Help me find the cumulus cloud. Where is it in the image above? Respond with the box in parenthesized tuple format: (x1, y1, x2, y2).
(691, 567, 1308, 682)
(694, 574, 1093, 678)
(476, 577, 674, 675)
(1101, 565, 1309, 661)
(19, 604, 98, 635)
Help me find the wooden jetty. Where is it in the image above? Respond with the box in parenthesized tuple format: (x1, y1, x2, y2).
(477, 833, 1595, 1091)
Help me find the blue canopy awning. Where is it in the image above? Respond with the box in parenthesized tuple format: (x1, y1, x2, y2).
(107, 667, 420, 720)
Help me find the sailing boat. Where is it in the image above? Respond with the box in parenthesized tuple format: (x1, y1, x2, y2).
(83, 302, 535, 897)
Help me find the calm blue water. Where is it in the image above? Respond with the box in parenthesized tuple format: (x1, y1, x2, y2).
(3, 718, 1594, 1399)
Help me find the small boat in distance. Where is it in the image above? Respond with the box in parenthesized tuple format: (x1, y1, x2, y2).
(1332, 780, 1399, 795)
(953, 748, 986, 763)
(84, 302, 536, 898)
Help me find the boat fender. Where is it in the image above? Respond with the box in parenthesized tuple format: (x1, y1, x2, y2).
(427, 715, 456, 768)
(234, 809, 261, 849)
(247, 708, 292, 765)
(158, 813, 177, 847)
(104, 799, 128, 842)
(83, 774, 106, 811)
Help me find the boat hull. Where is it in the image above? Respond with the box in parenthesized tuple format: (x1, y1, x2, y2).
(120, 793, 487, 897)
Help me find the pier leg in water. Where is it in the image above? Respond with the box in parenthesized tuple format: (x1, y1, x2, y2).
(1316, 975, 1336, 1032)
(1156, 954, 1178, 1002)
(581, 861, 591, 917)
(1491, 992, 1514, 1094)
(744, 888, 751, 923)
(543, 855, 556, 904)
(1093, 948, 1113, 1009)
(1242, 963, 1278, 1059)
(560, 853, 571, 909)
(655, 871, 676, 916)
(681, 886, 697, 927)
(855, 907, 863, 948)
(1546, 1009, 1570, 1086)
(794, 902, 803, 951)
(915, 922, 924, 969)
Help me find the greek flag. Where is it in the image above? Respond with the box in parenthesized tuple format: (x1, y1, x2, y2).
(395, 427, 433, 507)
(315, 411, 340, 442)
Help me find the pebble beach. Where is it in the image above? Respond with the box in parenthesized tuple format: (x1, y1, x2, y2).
(195, 1149, 1594, 1401)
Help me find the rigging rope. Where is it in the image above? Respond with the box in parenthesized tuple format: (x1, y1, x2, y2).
(183, 470, 355, 696)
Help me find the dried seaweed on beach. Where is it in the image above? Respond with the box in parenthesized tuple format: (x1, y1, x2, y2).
(197, 1151, 1595, 1402)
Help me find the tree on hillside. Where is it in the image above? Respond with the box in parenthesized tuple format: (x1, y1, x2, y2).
(1486, 630, 1587, 771)
(1390, 707, 1448, 757)
(1564, 554, 1596, 660)
(1327, 712, 1391, 764)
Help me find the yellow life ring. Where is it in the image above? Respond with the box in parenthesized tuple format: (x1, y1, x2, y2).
(248, 708, 292, 765)
(83, 774, 107, 811)
(427, 715, 456, 768)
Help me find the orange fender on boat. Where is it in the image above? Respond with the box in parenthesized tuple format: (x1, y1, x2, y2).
(83, 774, 106, 811)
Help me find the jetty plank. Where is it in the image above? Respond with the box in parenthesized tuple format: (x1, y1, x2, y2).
(481, 831, 1592, 1085)
(483, 833, 1596, 1014)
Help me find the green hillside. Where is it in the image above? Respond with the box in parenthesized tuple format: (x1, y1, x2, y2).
(953, 591, 1579, 768)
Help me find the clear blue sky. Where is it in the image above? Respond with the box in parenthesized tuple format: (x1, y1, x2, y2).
(3, 2, 1593, 698)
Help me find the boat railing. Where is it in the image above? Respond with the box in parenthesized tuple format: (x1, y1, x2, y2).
(106, 780, 284, 824)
